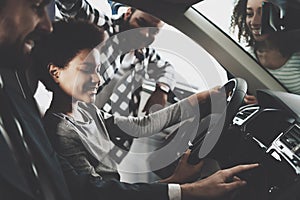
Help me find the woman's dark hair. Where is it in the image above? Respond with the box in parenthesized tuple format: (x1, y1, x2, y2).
(33, 20, 105, 91)
(231, 0, 300, 57)
(230, 0, 254, 46)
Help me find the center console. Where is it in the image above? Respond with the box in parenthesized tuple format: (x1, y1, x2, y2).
(229, 90, 300, 200)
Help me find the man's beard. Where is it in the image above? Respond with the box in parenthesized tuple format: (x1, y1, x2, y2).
(0, 42, 30, 70)
(122, 20, 154, 50)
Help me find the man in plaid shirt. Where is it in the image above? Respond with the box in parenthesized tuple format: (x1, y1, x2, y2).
(56, 0, 176, 116)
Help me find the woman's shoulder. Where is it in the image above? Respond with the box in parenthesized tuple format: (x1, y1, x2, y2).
(291, 51, 300, 59)
(283, 51, 300, 67)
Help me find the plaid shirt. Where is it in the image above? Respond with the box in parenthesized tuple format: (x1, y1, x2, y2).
(56, 0, 176, 117)
(55, 0, 175, 89)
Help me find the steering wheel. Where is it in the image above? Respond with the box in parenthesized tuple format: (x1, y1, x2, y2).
(152, 78, 248, 179)
(187, 78, 247, 164)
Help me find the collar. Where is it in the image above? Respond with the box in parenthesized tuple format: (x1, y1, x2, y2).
(0, 68, 28, 100)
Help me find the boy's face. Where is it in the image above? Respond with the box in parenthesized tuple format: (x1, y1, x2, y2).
(55, 49, 102, 104)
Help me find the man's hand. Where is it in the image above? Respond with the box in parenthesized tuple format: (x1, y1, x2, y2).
(160, 150, 204, 184)
(181, 163, 259, 200)
(142, 87, 168, 114)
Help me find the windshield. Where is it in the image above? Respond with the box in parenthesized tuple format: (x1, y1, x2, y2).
(193, 0, 300, 95)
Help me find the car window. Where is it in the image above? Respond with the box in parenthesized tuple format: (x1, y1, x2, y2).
(193, 0, 300, 95)
(193, 0, 244, 46)
(193, 0, 233, 36)
(151, 24, 228, 93)
(193, 0, 257, 59)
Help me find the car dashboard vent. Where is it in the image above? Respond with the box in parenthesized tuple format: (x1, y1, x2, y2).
(280, 125, 300, 157)
(268, 124, 300, 174)
(233, 106, 260, 126)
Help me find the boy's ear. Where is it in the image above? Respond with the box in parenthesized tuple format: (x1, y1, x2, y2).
(48, 64, 61, 83)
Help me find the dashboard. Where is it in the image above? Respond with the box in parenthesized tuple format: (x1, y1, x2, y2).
(227, 89, 300, 200)
(136, 85, 300, 200)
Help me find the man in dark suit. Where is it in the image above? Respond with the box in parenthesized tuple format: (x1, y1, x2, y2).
(0, 0, 258, 200)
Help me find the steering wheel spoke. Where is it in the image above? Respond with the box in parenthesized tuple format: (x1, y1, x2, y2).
(188, 78, 248, 164)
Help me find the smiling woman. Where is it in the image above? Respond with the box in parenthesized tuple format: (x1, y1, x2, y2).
(230, 0, 300, 94)
(193, 0, 300, 95)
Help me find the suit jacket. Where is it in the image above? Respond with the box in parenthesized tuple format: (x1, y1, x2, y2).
(0, 69, 169, 200)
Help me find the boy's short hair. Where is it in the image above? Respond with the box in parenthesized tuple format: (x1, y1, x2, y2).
(33, 20, 105, 91)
